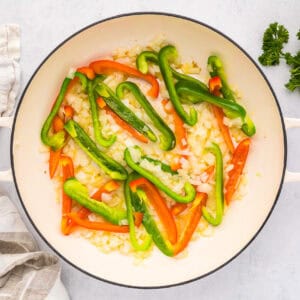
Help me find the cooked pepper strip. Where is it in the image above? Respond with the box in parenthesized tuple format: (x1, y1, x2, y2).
(225, 138, 250, 205)
(87, 80, 116, 147)
(158, 45, 198, 126)
(41, 77, 71, 150)
(136, 50, 208, 92)
(49, 148, 62, 179)
(64, 120, 128, 180)
(77, 67, 95, 80)
(124, 173, 153, 251)
(116, 81, 176, 150)
(129, 177, 177, 244)
(89, 59, 159, 98)
(124, 146, 196, 203)
(67, 212, 129, 233)
(171, 203, 187, 216)
(207, 56, 256, 136)
(202, 143, 224, 226)
(95, 83, 156, 142)
(141, 155, 178, 175)
(175, 80, 246, 119)
(60, 156, 74, 235)
(209, 76, 235, 154)
(72, 71, 88, 91)
(174, 192, 207, 255)
(125, 173, 173, 256)
(64, 178, 127, 225)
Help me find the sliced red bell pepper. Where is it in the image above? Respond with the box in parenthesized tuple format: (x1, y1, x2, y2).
(129, 177, 177, 244)
(174, 192, 207, 255)
(225, 138, 251, 205)
(64, 105, 74, 119)
(77, 66, 96, 80)
(60, 155, 74, 235)
(89, 60, 159, 98)
(209, 76, 235, 154)
(49, 148, 62, 179)
(67, 212, 129, 233)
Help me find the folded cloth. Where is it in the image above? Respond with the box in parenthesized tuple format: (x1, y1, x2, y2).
(0, 24, 20, 116)
(0, 24, 69, 300)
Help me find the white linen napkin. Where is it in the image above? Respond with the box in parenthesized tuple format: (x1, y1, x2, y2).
(0, 24, 69, 300)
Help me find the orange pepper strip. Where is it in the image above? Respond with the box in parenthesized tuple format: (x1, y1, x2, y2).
(174, 192, 207, 255)
(64, 105, 74, 119)
(133, 212, 144, 227)
(225, 138, 251, 205)
(49, 149, 62, 179)
(171, 203, 187, 216)
(67, 212, 129, 233)
(104, 107, 149, 143)
(89, 60, 159, 98)
(209, 77, 235, 154)
(129, 177, 177, 244)
(52, 115, 64, 133)
(77, 66, 95, 80)
(162, 98, 188, 171)
(60, 156, 74, 235)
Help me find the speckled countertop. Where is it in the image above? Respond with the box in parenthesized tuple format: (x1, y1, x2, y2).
(0, 1, 299, 299)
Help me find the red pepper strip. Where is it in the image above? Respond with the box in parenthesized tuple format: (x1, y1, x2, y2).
(171, 203, 187, 216)
(89, 60, 159, 98)
(209, 77, 235, 154)
(130, 177, 177, 244)
(52, 115, 65, 133)
(174, 192, 207, 255)
(67, 212, 129, 233)
(49, 149, 62, 179)
(60, 156, 74, 235)
(64, 105, 74, 119)
(104, 105, 149, 144)
(225, 138, 250, 205)
(162, 98, 188, 171)
(133, 212, 144, 227)
(77, 66, 95, 80)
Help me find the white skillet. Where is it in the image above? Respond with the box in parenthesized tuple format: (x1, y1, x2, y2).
(1, 13, 299, 288)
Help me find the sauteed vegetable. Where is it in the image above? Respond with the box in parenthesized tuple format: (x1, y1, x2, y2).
(40, 41, 254, 257)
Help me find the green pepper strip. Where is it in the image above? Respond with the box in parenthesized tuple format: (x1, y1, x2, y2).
(124, 173, 152, 251)
(202, 143, 224, 226)
(73, 71, 88, 91)
(207, 55, 256, 136)
(136, 50, 208, 93)
(158, 45, 198, 126)
(175, 80, 246, 119)
(64, 120, 128, 180)
(124, 146, 196, 203)
(94, 83, 157, 142)
(141, 155, 178, 175)
(87, 80, 116, 147)
(116, 81, 176, 150)
(126, 173, 173, 256)
(40, 77, 71, 151)
(64, 178, 127, 225)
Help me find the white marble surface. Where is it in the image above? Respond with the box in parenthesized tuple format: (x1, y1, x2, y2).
(0, 0, 300, 299)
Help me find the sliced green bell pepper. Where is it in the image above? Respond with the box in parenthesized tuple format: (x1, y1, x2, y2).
(124, 146, 196, 203)
(64, 119, 128, 180)
(87, 80, 116, 147)
(158, 45, 198, 126)
(116, 81, 176, 150)
(94, 82, 157, 142)
(124, 173, 152, 251)
(141, 155, 178, 175)
(64, 178, 127, 225)
(207, 55, 256, 136)
(40, 77, 71, 151)
(202, 143, 224, 226)
(175, 80, 246, 119)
